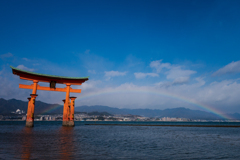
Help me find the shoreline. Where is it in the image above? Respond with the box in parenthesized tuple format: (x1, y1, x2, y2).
(85, 124, 240, 127)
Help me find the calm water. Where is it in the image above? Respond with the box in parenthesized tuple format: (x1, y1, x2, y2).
(0, 121, 240, 160)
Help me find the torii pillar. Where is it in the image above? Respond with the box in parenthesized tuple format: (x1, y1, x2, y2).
(62, 83, 77, 127)
(26, 80, 38, 127)
(62, 96, 76, 127)
(62, 84, 71, 126)
(69, 97, 77, 126)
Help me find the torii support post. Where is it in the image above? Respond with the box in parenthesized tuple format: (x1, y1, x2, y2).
(70, 97, 77, 126)
(26, 97, 32, 127)
(26, 94, 38, 127)
(62, 84, 75, 127)
(26, 80, 38, 127)
(62, 97, 76, 127)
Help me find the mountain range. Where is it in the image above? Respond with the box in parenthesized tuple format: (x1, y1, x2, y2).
(75, 105, 240, 120)
(1, 98, 240, 120)
(0, 98, 63, 115)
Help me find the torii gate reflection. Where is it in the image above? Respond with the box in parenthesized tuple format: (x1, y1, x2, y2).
(11, 66, 88, 127)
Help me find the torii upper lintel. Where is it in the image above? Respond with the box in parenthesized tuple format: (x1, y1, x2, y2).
(11, 66, 88, 84)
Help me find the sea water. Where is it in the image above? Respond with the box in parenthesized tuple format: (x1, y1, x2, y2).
(0, 121, 240, 160)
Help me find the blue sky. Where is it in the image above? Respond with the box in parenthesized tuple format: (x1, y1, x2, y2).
(1, 0, 240, 113)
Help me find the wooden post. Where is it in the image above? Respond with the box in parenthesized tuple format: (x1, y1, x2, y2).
(62, 99, 66, 119)
(68, 99, 71, 120)
(26, 97, 32, 126)
(69, 97, 76, 127)
(26, 94, 38, 127)
(31, 94, 37, 116)
(63, 84, 71, 126)
(32, 80, 38, 94)
(62, 99, 69, 120)
(25, 80, 38, 127)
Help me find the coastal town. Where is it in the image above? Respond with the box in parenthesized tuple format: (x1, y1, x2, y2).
(1, 109, 239, 122)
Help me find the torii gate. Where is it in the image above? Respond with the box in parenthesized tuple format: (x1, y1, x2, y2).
(10, 66, 88, 127)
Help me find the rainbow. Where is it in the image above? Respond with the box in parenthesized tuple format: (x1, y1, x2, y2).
(40, 88, 232, 119)
(40, 103, 63, 115)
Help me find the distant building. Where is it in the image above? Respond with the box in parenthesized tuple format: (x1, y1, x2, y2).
(123, 118, 131, 121)
(11, 109, 25, 114)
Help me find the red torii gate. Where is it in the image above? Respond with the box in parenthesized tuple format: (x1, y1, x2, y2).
(10, 66, 88, 127)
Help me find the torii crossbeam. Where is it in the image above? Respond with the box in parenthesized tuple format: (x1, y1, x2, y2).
(10, 66, 89, 127)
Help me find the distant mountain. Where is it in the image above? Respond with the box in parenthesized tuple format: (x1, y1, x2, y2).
(1, 98, 240, 120)
(87, 111, 113, 116)
(75, 105, 240, 120)
(226, 113, 240, 120)
(0, 98, 63, 115)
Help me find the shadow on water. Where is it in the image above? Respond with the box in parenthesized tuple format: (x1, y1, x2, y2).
(18, 126, 75, 160)
(59, 126, 75, 160)
(20, 127, 33, 160)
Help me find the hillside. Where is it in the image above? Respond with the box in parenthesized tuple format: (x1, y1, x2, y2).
(75, 105, 229, 120)
(0, 98, 63, 115)
(1, 98, 240, 120)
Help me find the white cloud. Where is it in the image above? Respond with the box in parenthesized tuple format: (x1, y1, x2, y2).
(0, 74, 30, 101)
(88, 70, 96, 74)
(154, 77, 190, 87)
(173, 77, 189, 84)
(104, 71, 127, 80)
(149, 60, 196, 83)
(134, 72, 159, 79)
(79, 52, 114, 73)
(166, 66, 196, 80)
(80, 80, 101, 90)
(22, 58, 30, 61)
(74, 77, 240, 113)
(105, 71, 127, 77)
(16, 65, 34, 72)
(0, 66, 5, 75)
(212, 60, 240, 76)
(195, 79, 240, 109)
(0, 52, 13, 59)
(150, 60, 171, 73)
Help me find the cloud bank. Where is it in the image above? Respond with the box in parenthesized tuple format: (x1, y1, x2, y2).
(16, 65, 34, 72)
(212, 60, 240, 76)
(134, 72, 159, 79)
(1, 54, 240, 114)
(104, 71, 127, 80)
(0, 52, 13, 59)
